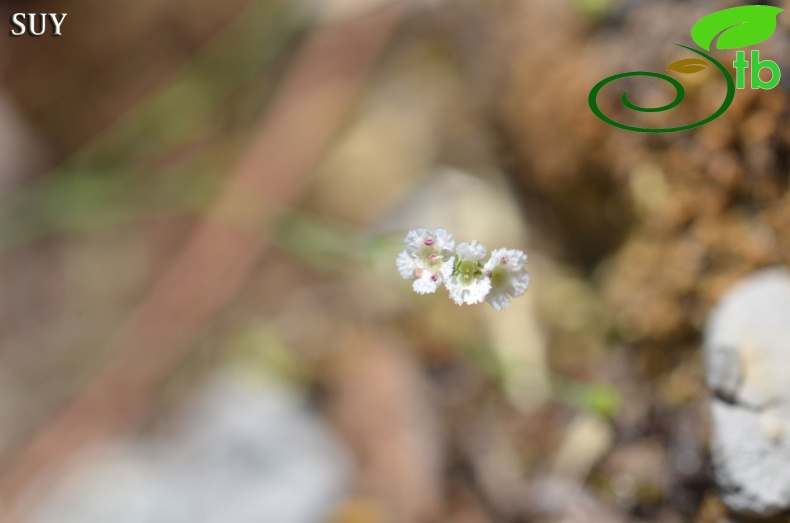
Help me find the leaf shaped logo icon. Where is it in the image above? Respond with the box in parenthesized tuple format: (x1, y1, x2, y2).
(691, 5, 783, 51)
(667, 58, 708, 74)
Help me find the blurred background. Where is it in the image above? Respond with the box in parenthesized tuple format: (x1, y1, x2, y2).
(1, 0, 790, 521)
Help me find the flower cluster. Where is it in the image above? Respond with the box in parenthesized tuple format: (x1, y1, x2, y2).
(396, 227, 530, 310)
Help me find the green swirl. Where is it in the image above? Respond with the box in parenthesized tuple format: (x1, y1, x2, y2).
(588, 44, 735, 133)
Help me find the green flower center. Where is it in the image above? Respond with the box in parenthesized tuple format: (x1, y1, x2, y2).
(457, 260, 481, 285)
(490, 267, 508, 288)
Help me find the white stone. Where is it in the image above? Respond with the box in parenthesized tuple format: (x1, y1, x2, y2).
(705, 268, 790, 516)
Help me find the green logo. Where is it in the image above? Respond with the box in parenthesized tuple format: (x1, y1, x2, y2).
(589, 6, 783, 133)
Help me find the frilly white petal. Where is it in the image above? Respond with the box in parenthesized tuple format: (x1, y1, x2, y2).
(404, 227, 455, 254)
(456, 241, 487, 262)
(396, 251, 417, 279)
(484, 248, 528, 272)
(404, 228, 432, 251)
(413, 273, 441, 294)
(508, 271, 530, 297)
(440, 259, 455, 279)
(433, 228, 455, 252)
(446, 277, 491, 305)
(485, 292, 512, 311)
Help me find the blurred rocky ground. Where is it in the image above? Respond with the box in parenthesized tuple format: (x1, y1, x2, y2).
(23, 373, 350, 523)
(1, 0, 790, 522)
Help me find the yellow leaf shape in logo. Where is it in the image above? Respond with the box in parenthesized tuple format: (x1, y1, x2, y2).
(666, 58, 709, 74)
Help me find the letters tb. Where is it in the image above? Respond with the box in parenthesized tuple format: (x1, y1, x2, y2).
(733, 50, 781, 90)
(10, 13, 67, 37)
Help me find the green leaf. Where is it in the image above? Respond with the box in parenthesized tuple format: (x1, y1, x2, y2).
(581, 384, 621, 419)
(666, 58, 708, 74)
(691, 5, 783, 51)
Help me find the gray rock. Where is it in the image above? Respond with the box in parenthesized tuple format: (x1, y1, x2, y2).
(704, 268, 790, 517)
(25, 374, 350, 523)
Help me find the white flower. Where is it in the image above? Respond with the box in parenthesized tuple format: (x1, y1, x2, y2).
(396, 227, 532, 309)
(396, 228, 456, 294)
(445, 241, 491, 305)
(483, 248, 530, 310)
